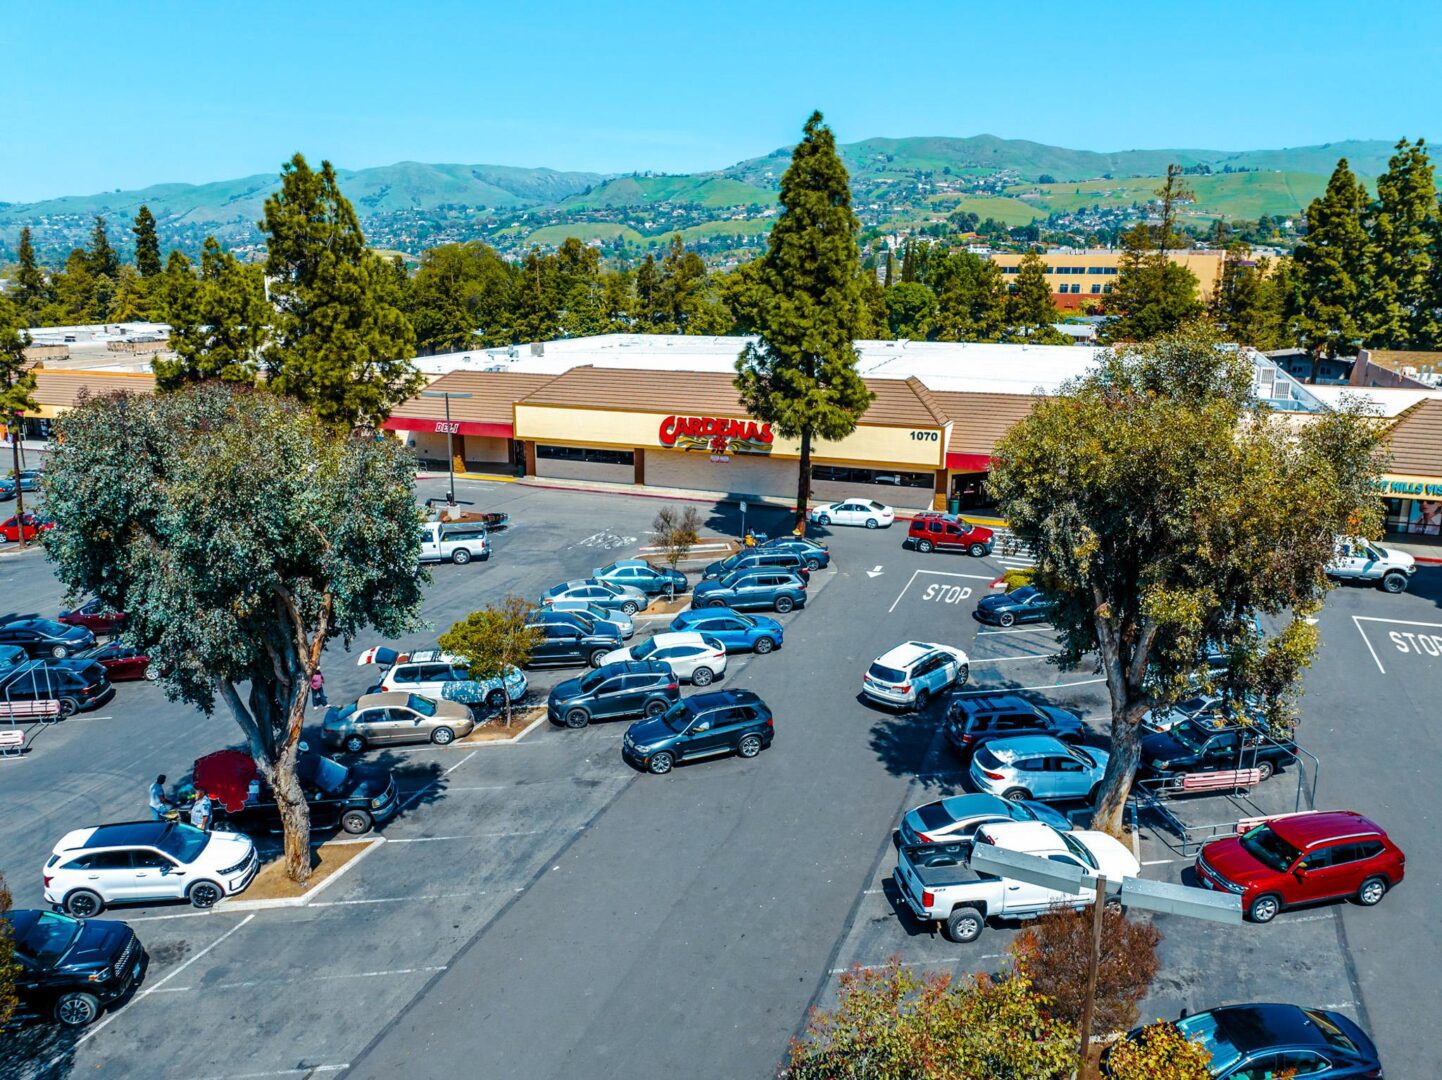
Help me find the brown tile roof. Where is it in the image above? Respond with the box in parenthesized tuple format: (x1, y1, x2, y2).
(929, 391, 1040, 455)
(1369, 350, 1442, 372)
(391, 371, 559, 425)
(1387, 398, 1442, 475)
(33, 370, 156, 407)
(517, 366, 949, 428)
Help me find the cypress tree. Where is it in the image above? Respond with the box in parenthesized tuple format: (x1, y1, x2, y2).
(155, 237, 268, 389)
(1006, 252, 1067, 342)
(1292, 158, 1372, 374)
(14, 227, 49, 322)
(260, 153, 419, 427)
(634, 253, 662, 330)
(1367, 138, 1437, 348)
(133, 205, 164, 279)
(734, 111, 874, 529)
(87, 216, 120, 280)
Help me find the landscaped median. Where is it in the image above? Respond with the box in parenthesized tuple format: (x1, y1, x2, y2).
(222, 835, 382, 910)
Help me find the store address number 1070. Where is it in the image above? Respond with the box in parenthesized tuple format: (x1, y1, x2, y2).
(909, 430, 939, 441)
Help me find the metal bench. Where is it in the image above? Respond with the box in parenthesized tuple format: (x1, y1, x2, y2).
(1177, 768, 1263, 793)
(1234, 809, 1320, 835)
(0, 700, 62, 722)
(0, 729, 25, 757)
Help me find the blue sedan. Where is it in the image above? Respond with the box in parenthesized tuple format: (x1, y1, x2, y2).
(669, 607, 783, 654)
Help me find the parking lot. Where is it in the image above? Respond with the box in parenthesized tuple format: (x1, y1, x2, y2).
(2, 477, 1439, 1079)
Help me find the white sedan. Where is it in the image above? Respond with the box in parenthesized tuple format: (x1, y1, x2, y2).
(600, 632, 728, 686)
(808, 499, 895, 530)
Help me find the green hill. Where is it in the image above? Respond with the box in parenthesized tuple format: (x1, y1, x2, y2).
(560, 174, 773, 210)
(1004, 170, 1338, 222)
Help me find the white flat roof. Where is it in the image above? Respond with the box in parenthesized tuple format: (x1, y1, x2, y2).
(1304, 385, 1442, 417)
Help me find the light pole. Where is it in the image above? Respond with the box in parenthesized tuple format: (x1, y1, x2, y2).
(421, 389, 472, 505)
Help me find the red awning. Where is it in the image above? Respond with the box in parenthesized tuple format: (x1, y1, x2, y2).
(383, 417, 514, 439)
(946, 452, 992, 472)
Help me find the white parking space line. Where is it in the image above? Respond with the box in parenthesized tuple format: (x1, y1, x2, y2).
(198, 1066, 349, 1080)
(953, 676, 1107, 696)
(397, 748, 478, 809)
(157, 966, 450, 994)
(1141, 859, 1177, 866)
(887, 568, 995, 613)
(967, 654, 1061, 665)
(1352, 616, 1388, 674)
(308, 892, 476, 908)
(386, 830, 550, 842)
(828, 956, 1002, 976)
(975, 627, 1055, 636)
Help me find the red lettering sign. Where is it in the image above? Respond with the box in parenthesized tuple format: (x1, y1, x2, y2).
(659, 415, 774, 455)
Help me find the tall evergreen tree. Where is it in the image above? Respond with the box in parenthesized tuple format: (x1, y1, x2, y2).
(633, 253, 662, 330)
(735, 111, 874, 529)
(658, 234, 728, 333)
(86, 216, 120, 280)
(1006, 252, 1067, 343)
(510, 246, 558, 342)
(1102, 223, 1203, 342)
(14, 227, 49, 323)
(930, 250, 1008, 342)
(150, 250, 198, 326)
(107, 265, 150, 322)
(260, 153, 419, 427)
(406, 241, 517, 352)
(1292, 158, 1372, 374)
(52, 248, 103, 323)
(155, 237, 268, 389)
(132, 205, 164, 279)
(1367, 138, 1437, 348)
(884, 281, 936, 339)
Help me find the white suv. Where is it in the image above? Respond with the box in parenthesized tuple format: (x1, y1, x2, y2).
(358, 646, 527, 711)
(44, 821, 258, 917)
(600, 632, 728, 686)
(862, 641, 970, 710)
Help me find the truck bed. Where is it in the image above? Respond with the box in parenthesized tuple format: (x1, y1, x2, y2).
(901, 842, 985, 889)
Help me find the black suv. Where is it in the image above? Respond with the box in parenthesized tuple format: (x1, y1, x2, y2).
(1139, 716, 1297, 781)
(944, 694, 1086, 760)
(0, 617, 96, 658)
(0, 659, 115, 716)
(548, 660, 680, 729)
(621, 689, 774, 774)
(208, 752, 399, 835)
(701, 549, 811, 581)
(4, 909, 146, 1028)
(527, 614, 623, 668)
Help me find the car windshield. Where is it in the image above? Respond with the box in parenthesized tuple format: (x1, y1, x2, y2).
(1060, 831, 1100, 870)
(868, 662, 906, 683)
(1305, 1009, 1359, 1053)
(1011, 586, 1038, 603)
(406, 695, 437, 716)
(661, 701, 692, 733)
(632, 638, 657, 660)
(597, 581, 624, 596)
(157, 823, 211, 863)
(1169, 720, 1213, 753)
(1174, 1013, 1243, 1074)
(578, 669, 607, 692)
(16, 911, 83, 966)
(1239, 824, 1302, 872)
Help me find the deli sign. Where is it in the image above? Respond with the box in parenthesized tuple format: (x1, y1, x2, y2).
(659, 414, 774, 456)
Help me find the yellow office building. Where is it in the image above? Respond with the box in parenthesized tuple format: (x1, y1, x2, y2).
(989, 250, 1226, 309)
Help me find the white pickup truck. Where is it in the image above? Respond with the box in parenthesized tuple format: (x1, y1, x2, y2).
(1327, 536, 1415, 594)
(893, 820, 1140, 943)
(419, 521, 490, 565)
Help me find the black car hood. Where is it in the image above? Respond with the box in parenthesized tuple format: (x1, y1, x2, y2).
(62, 920, 132, 971)
(1140, 731, 1192, 762)
(976, 594, 1013, 610)
(627, 716, 675, 745)
(550, 676, 585, 703)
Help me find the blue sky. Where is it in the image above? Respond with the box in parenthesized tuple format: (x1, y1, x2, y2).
(3, 0, 1439, 202)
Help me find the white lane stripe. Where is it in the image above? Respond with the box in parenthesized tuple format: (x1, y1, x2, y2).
(829, 956, 1001, 975)
(386, 830, 550, 842)
(161, 966, 449, 994)
(1141, 859, 1177, 865)
(966, 654, 1061, 664)
(307, 892, 474, 907)
(1351, 615, 1387, 675)
(397, 747, 478, 809)
(197, 1066, 349, 1079)
(953, 676, 1107, 696)
(975, 627, 1054, 636)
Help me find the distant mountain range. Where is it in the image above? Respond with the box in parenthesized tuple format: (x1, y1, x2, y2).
(0, 135, 1410, 264)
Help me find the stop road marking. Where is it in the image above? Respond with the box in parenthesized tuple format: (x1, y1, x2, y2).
(1353, 615, 1442, 674)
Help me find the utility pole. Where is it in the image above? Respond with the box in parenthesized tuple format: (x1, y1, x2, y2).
(420, 389, 473, 508)
(1076, 876, 1108, 1075)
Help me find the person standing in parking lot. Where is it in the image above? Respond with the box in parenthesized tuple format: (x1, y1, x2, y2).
(310, 669, 327, 708)
(148, 774, 171, 820)
(190, 787, 212, 831)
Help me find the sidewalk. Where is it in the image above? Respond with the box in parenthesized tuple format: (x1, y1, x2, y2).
(1388, 538, 1442, 564)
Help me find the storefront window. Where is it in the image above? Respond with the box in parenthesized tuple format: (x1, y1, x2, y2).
(537, 444, 634, 467)
(812, 465, 931, 489)
(951, 472, 996, 510)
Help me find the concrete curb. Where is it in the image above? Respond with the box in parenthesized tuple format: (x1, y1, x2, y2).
(218, 835, 385, 912)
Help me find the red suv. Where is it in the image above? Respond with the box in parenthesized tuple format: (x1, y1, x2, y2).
(1195, 810, 1404, 923)
(906, 512, 994, 557)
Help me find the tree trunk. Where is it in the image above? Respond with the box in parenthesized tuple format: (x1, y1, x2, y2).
(795, 429, 812, 534)
(271, 712, 314, 884)
(503, 690, 512, 728)
(1092, 713, 1142, 837)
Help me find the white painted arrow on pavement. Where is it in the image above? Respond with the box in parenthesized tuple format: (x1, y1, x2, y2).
(866, 565, 884, 578)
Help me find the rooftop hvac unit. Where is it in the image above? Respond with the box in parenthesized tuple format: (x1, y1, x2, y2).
(530, 342, 545, 357)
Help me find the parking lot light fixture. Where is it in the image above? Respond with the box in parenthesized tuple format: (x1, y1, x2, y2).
(421, 390, 473, 503)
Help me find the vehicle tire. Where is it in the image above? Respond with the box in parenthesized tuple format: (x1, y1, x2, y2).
(144, 665, 159, 682)
(968, 543, 987, 557)
(430, 726, 455, 746)
(621, 601, 639, 615)
(341, 810, 373, 835)
(1255, 760, 1274, 782)
(1103, 896, 1124, 915)
(944, 906, 985, 943)
(954, 663, 969, 687)
(451, 548, 471, 565)
(1357, 876, 1388, 907)
(343, 734, 366, 754)
(212, 819, 239, 833)
(817, 514, 831, 526)
(484, 688, 506, 710)
(58, 698, 79, 718)
(644, 700, 667, 718)
(708, 597, 728, 608)
(1002, 788, 1032, 802)
(64, 890, 104, 919)
(565, 708, 590, 729)
(805, 557, 821, 571)
(738, 734, 763, 758)
(1248, 893, 1282, 923)
(914, 688, 930, 713)
(753, 636, 775, 655)
(1087, 784, 1102, 805)
(588, 649, 610, 668)
(774, 595, 795, 614)
(691, 666, 714, 687)
(866, 518, 879, 529)
(51, 644, 69, 659)
(54, 991, 101, 1028)
(188, 881, 223, 909)
(0, 533, 7, 544)
(647, 750, 674, 775)
(1382, 572, 1407, 594)
(998, 612, 1016, 628)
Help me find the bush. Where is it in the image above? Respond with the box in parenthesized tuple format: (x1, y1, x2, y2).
(652, 504, 702, 573)
(1103, 1021, 1213, 1079)
(1001, 568, 1035, 591)
(1009, 905, 1160, 1036)
(783, 958, 1076, 1080)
